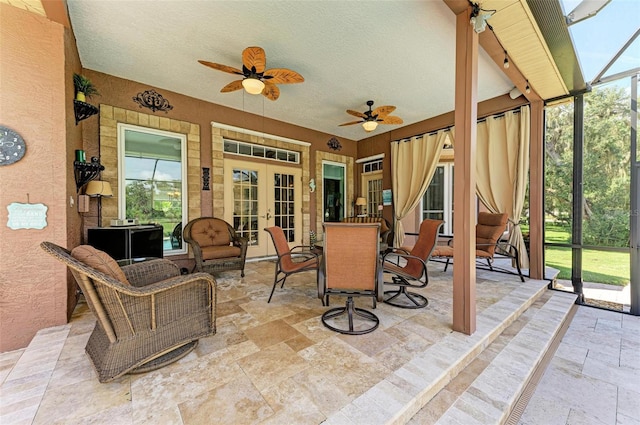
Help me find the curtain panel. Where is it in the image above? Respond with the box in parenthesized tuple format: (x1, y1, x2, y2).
(476, 105, 531, 268)
(391, 130, 449, 247)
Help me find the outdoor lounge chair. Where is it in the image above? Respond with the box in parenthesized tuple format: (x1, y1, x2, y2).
(264, 226, 319, 303)
(183, 217, 248, 277)
(431, 212, 525, 282)
(318, 223, 383, 334)
(382, 219, 443, 308)
(41, 242, 216, 383)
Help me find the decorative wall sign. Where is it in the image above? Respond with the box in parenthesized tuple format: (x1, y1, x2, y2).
(327, 137, 342, 151)
(382, 189, 392, 206)
(202, 167, 210, 191)
(0, 126, 26, 166)
(132, 89, 174, 113)
(7, 203, 48, 230)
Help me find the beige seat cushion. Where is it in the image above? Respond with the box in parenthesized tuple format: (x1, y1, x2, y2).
(71, 245, 130, 285)
(201, 245, 241, 260)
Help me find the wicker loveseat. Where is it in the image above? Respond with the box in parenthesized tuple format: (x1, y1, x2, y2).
(341, 216, 393, 247)
(183, 217, 249, 277)
(41, 241, 216, 383)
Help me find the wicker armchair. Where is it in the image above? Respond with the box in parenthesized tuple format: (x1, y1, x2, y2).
(41, 242, 216, 383)
(183, 217, 249, 277)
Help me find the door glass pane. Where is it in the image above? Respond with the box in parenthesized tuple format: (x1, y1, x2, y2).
(367, 178, 383, 217)
(232, 168, 259, 245)
(423, 166, 444, 215)
(123, 129, 184, 254)
(323, 163, 345, 222)
(274, 172, 295, 242)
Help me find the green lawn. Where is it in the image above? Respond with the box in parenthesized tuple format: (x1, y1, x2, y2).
(545, 246, 630, 286)
(523, 222, 631, 286)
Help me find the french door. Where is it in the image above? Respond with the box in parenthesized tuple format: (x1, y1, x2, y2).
(224, 159, 302, 257)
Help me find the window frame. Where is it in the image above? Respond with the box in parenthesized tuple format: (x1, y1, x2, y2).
(117, 123, 188, 256)
(422, 163, 454, 235)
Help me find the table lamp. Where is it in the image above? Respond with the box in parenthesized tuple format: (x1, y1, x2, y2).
(355, 197, 367, 216)
(85, 180, 113, 227)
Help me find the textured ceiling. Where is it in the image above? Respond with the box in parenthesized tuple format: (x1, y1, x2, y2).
(66, 1, 514, 141)
(0, 0, 44, 15)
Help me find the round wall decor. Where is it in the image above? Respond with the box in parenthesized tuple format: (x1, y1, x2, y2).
(0, 126, 26, 166)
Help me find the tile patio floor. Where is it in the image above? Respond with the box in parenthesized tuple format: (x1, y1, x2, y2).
(2, 259, 634, 424)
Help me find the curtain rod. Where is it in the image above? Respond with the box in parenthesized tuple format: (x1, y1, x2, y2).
(392, 105, 523, 143)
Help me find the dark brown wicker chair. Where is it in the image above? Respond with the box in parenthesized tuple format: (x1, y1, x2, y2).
(183, 217, 249, 277)
(264, 226, 319, 303)
(40, 241, 216, 383)
(318, 223, 383, 334)
(382, 219, 443, 309)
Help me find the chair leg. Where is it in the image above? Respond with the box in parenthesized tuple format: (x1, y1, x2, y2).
(268, 271, 284, 303)
(321, 296, 379, 335)
(444, 258, 450, 272)
(384, 285, 429, 309)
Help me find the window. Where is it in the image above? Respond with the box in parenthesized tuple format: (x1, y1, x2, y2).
(118, 124, 187, 255)
(361, 159, 383, 217)
(363, 159, 383, 173)
(423, 164, 454, 234)
(224, 139, 299, 164)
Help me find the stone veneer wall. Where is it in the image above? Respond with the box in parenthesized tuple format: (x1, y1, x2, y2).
(98, 105, 201, 226)
(211, 125, 311, 244)
(315, 151, 355, 239)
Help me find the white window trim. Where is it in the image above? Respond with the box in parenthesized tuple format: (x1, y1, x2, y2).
(211, 122, 311, 147)
(356, 153, 385, 164)
(117, 123, 188, 256)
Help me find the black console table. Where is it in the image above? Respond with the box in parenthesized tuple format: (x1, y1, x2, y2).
(87, 225, 164, 261)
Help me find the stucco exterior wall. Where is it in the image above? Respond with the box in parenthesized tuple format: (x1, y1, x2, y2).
(0, 4, 71, 352)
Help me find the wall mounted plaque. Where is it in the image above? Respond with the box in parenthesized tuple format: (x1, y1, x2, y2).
(7, 203, 48, 230)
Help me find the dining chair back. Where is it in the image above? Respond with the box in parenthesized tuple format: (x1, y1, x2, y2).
(318, 223, 383, 334)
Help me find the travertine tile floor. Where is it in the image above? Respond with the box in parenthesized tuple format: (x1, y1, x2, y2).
(519, 306, 640, 425)
(0, 259, 597, 425)
(1, 260, 532, 424)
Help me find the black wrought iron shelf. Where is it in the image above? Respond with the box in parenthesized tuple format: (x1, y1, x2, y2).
(74, 158, 104, 191)
(73, 100, 98, 125)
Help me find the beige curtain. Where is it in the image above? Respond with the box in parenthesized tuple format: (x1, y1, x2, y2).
(476, 105, 530, 268)
(391, 130, 449, 247)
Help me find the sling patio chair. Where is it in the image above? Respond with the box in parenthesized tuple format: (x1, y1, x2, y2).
(431, 212, 525, 282)
(382, 219, 443, 309)
(264, 226, 319, 303)
(318, 222, 383, 334)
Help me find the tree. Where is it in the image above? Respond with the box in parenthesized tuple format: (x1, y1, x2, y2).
(545, 85, 631, 247)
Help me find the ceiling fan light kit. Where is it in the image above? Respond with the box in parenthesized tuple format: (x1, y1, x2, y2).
(339, 100, 403, 132)
(199, 46, 304, 101)
(242, 78, 265, 95)
(362, 121, 378, 132)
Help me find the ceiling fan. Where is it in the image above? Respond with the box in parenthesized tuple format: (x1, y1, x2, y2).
(339, 100, 403, 132)
(198, 46, 304, 101)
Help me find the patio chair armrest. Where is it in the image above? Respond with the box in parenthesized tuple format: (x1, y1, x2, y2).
(183, 238, 205, 268)
(122, 259, 181, 287)
(233, 236, 249, 249)
(117, 272, 216, 333)
(382, 251, 429, 280)
(494, 242, 520, 258)
(279, 249, 319, 264)
(383, 250, 428, 269)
